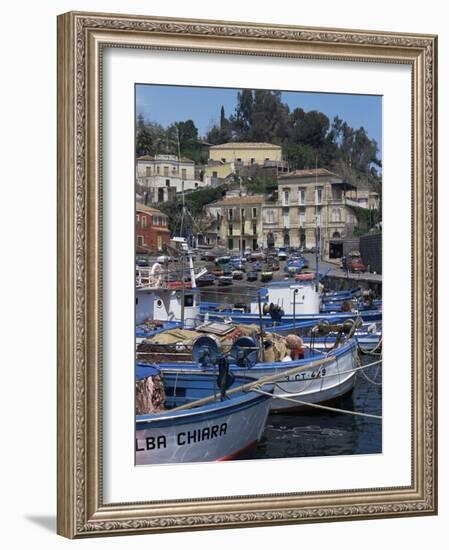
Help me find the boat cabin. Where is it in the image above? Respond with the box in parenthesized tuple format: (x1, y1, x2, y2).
(250, 280, 321, 316)
(136, 286, 200, 328)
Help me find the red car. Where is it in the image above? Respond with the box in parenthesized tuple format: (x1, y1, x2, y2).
(348, 257, 366, 272)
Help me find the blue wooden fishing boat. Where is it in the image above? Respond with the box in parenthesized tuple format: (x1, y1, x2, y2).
(322, 287, 362, 302)
(200, 279, 382, 325)
(268, 321, 382, 352)
(139, 331, 359, 413)
(135, 365, 273, 465)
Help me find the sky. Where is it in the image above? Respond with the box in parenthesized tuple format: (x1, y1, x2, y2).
(136, 84, 382, 153)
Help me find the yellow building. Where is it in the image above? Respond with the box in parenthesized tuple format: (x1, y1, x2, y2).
(203, 161, 235, 186)
(209, 142, 282, 166)
(205, 195, 265, 251)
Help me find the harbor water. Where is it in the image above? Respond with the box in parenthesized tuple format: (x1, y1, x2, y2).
(248, 353, 382, 460)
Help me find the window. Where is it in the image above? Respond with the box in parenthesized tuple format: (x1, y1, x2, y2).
(141, 215, 147, 229)
(316, 207, 322, 225)
(164, 166, 169, 176)
(332, 187, 342, 201)
(165, 179, 170, 187)
(228, 208, 233, 221)
(252, 207, 257, 219)
(136, 214, 140, 225)
(184, 295, 194, 308)
(228, 238, 233, 250)
(253, 223, 257, 236)
(228, 224, 233, 236)
(145, 166, 151, 176)
(181, 168, 187, 180)
(265, 209, 275, 224)
(237, 158, 242, 162)
(283, 190, 289, 206)
(137, 236, 144, 246)
(316, 187, 323, 204)
(221, 158, 226, 163)
(212, 171, 218, 178)
(157, 188, 164, 202)
(283, 209, 290, 228)
(152, 215, 159, 225)
(332, 208, 341, 222)
(298, 208, 305, 226)
(251, 158, 255, 164)
(195, 182, 198, 188)
(156, 165, 160, 174)
(241, 208, 245, 220)
(298, 188, 305, 205)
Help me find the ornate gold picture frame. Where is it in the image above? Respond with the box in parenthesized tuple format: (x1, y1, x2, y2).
(57, 11, 437, 538)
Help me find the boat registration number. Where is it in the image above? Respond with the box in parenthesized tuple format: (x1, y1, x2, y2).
(136, 422, 228, 452)
(286, 368, 327, 381)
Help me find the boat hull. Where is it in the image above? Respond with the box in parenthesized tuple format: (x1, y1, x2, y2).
(199, 308, 382, 324)
(156, 341, 358, 412)
(136, 393, 271, 465)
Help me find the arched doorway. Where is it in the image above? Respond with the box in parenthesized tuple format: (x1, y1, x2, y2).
(267, 232, 275, 248)
(283, 231, 290, 247)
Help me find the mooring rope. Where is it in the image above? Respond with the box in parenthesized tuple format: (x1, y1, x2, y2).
(359, 363, 383, 386)
(253, 388, 382, 420)
(358, 336, 383, 355)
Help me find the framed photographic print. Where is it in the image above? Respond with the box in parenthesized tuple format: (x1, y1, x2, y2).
(57, 11, 437, 538)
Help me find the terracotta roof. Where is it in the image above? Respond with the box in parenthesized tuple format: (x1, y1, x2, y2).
(136, 202, 167, 216)
(209, 142, 281, 150)
(209, 195, 264, 207)
(278, 168, 340, 179)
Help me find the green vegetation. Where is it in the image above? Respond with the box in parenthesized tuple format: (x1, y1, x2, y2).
(348, 205, 381, 236)
(157, 186, 226, 235)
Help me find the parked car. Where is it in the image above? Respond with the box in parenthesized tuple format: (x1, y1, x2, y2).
(136, 256, 150, 267)
(230, 257, 246, 271)
(217, 275, 233, 286)
(215, 255, 231, 265)
(247, 271, 258, 282)
(261, 270, 273, 282)
(222, 264, 233, 276)
(267, 258, 280, 271)
(348, 257, 366, 272)
(250, 251, 265, 262)
(277, 248, 288, 260)
(232, 269, 245, 280)
(211, 266, 224, 277)
(195, 273, 216, 287)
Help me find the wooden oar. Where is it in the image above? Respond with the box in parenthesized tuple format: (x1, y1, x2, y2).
(168, 354, 335, 413)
